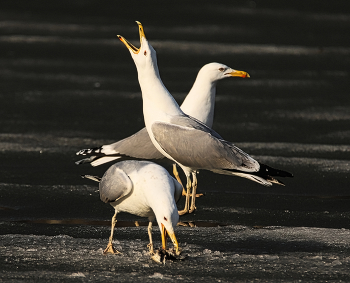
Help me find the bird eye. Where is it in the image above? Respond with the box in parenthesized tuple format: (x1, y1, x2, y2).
(219, 67, 225, 72)
(164, 217, 167, 221)
(144, 50, 147, 56)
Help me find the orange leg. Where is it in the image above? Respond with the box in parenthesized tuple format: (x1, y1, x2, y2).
(103, 210, 121, 255)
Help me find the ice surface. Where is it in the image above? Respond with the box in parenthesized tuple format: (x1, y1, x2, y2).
(1, 226, 350, 281)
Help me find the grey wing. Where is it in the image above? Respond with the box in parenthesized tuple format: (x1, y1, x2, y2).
(108, 127, 164, 160)
(151, 122, 259, 172)
(99, 165, 133, 203)
(75, 127, 165, 166)
(169, 114, 223, 139)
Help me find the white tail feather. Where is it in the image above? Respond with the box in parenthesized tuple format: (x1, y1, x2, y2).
(90, 156, 122, 167)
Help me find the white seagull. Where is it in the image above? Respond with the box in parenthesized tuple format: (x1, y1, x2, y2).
(82, 160, 182, 263)
(76, 62, 250, 214)
(115, 21, 293, 211)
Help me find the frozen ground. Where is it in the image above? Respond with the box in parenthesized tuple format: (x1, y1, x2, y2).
(1, 0, 350, 281)
(1, 225, 350, 282)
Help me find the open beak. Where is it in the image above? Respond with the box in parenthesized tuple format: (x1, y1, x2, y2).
(226, 70, 250, 78)
(161, 223, 179, 254)
(117, 21, 146, 54)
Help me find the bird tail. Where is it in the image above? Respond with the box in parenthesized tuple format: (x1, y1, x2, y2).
(76, 156, 122, 166)
(75, 146, 122, 167)
(75, 156, 98, 165)
(81, 175, 101, 183)
(76, 146, 104, 156)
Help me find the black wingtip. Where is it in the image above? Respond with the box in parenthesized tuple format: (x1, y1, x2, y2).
(259, 163, 293, 178)
(76, 146, 104, 157)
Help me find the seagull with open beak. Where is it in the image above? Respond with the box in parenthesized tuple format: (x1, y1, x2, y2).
(116, 21, 293, 215)
(75, 61, 250, 215)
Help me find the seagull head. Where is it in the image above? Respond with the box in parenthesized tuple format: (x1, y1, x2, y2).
(200, 62, 250, 82)
(155, 207, 180, 255)
(117, 21, 157, 71)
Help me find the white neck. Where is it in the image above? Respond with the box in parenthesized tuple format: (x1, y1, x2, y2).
(137, 62, 183, 127)
(180, 71, 217, 128)
(145, 184, 179, 231)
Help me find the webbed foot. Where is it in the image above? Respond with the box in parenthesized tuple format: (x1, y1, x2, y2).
(147, 243, 154, 255)
(177, 221, 196, 227)
(181, 190, 204, 198)
(103, 242, 121, 255)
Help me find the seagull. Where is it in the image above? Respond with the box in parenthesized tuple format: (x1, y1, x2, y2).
(82, 160, 182, 263)
(75, 62, 250, 214)
(115, 21, 293, 213)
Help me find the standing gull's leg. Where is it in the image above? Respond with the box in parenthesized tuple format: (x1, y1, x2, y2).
(189, 172, 198, 213)
(103, 210, 121, 255)
(178, 175, 192, 216)
(149, 218, 163, 263)
(172, 164, 186, 196)
(173, 164, 203, 198)
(147, 219, 155, 255)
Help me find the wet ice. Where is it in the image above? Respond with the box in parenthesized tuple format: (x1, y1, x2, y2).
(1, 225, 350, 281)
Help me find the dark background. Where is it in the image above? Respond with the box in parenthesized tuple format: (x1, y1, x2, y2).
(0, 1, 350, 281)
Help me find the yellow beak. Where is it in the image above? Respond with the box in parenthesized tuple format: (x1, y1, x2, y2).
(136, 21, 146, 43)
(227, 70, 250, 78)
(161, 223, 179, 255)
(117, 21, 146, 54)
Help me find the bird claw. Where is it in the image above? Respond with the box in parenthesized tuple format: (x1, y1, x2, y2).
(189, 206, 197, 213)
(181, 191, 204, 198)
(178, 208, 189, 216)
(178, 206, 196, 215)
(103, 242, 121, 255)
(147, 243, 154, 255)
(177, 221, 196, 227)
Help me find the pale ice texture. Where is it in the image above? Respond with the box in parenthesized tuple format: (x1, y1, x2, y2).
(1, 226, 350, 282)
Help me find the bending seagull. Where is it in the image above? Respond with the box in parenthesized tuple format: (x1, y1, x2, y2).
(76, 62, 250, 214)
(82, 160, 182, 263)
(116, 21, 293, 212)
